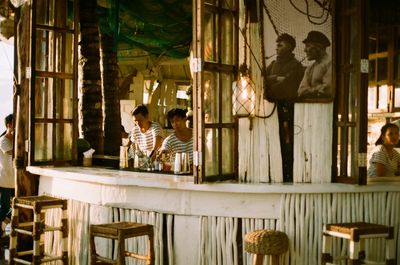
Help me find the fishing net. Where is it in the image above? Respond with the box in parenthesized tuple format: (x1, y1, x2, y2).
(98, 0, 192, 59)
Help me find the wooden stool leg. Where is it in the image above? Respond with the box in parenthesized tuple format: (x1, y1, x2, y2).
(148, 230, 154, 265)
(252, 254, 264, 265)
(386, 238, 396, 265)
(349, 240, 361, 265)
(62, 207, 68, 264)
(8, 207, 18, 265)
(322, 233, 333, 265)
(89, 233, 97, 265)
(271, 255, 280, 265)
(117, 232, 126, 265)
(33, 211, 42, 265)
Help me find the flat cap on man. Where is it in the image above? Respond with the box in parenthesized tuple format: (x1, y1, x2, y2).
(303, 30, 330, 47)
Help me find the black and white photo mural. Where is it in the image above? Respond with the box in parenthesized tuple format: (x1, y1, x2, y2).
(263, 0, 332, 103)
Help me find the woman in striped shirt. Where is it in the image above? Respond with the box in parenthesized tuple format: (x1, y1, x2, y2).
(367, 123, 400, 177)
(129, 104, 163, 160)
(159, 108, 193, 165)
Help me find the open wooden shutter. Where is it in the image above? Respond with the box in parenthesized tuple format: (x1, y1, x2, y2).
(29, 0, 79, 165)
(192, 0, 238, 183)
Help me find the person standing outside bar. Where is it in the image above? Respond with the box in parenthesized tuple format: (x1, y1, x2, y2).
(0, 114, 14, 223)
(129, 104, 163, 161)
(297, 30, 332, 100)
(264, 33, 304, 182)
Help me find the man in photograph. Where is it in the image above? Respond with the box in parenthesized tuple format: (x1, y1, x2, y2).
(264, 33, 304, 181)
(298, 30, 332, 100)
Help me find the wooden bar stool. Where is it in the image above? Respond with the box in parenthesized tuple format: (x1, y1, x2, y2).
(322, 222, 396, 265)
(244, 230, 289, 265)
(90, 221, 154, 265)
(9, 195, 68, 265)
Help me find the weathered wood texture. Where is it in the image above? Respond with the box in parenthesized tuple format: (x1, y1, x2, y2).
(100, 33, 121, 156)
(14, 4, 38, 197)
(238, 5, 283, 183)
(293, 104, 333, 183)
(78, 0, 104, 154)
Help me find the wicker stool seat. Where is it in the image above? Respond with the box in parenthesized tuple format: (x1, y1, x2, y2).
(244, 230, 289, 265)
(90, 221, 154, 265)
(322, 222, 395, 265)
(9, 195, 68, 265)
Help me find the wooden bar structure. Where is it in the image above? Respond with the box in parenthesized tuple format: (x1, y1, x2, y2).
(2, 0, 400, 264)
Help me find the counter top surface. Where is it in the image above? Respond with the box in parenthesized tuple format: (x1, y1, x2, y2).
(27, 166, 400, 194)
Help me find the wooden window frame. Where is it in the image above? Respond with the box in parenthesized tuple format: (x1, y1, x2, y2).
(333, 0, 368, 184)
(29, 0, 79, 166)
(192, 0, 239, 183)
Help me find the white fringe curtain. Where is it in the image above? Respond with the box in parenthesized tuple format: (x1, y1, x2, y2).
(280, 192, 400, 265)
(43, 191, 399, 265)
(198, 216, 239, 265)
(44, 199, 92, 265)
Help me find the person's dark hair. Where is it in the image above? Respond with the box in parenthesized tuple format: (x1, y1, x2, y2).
(276, 33, 296, 50)
(375, 123, 399, 145)
(1, 114, 13, 137)
(5, 114, 13, 126)
(131, 104, 149, 117)
(167, 108, 187, 122)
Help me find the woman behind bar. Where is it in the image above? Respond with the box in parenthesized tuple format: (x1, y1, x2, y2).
(158, 108, 193, 165)
(129, 104, 163, 160)
(367, 123, 400, 177)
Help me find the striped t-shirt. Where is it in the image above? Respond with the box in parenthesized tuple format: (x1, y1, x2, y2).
(160, 132, 193, 164)
(367, 145, 400, 176)
(130, 122, 163, 155)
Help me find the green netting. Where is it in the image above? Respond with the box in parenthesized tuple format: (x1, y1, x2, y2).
(98, 0, 192, 58)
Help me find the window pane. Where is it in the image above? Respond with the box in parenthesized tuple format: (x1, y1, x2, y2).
(221, 11, 234, 65)
(377, 57, 387, 81)
(396, 27, 400, 50)
(349, 126, 357, 175)
(34, 123, 53, 162)
(369, 36, 377, 54)
(55, 123, 72, 160)
(205, 0, 217, 5)
(205, 128, 219, 176)
(369, 59, 376, 81)
(36, 0, 55, 26)
(204, 10, 217, 62)
(378, 33, 388, 53)
(222, 0, 236, 10)
(222, 128, 234, 174)
(55, 79, 74, 119)
(55, 32, 74, 74)
(395, 54, 400, 80)
(35, 77, 53, 119)
(378, 85, 388, 110)
(204, 71, 219, 123)
(35, 29, 54, 72)
(36, 0, 74, 30)
(394, 84, 400, 108)
(221, 72, 234, 123)
(368, 86, 377, 110)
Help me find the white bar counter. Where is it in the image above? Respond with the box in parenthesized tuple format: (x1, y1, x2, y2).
(27, 166, 400, 265)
